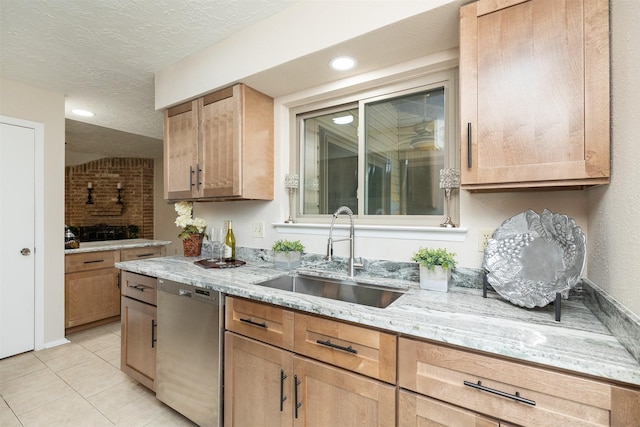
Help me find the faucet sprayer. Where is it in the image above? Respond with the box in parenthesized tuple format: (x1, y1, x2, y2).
(326, 206, 363, 278)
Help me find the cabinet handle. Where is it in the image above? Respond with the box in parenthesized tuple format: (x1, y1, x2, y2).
(316, 339, 358, 354)
(196, 164, 201, 190)
(467, 122, 472, 168)
(463, 380, 536, 406)
(240, 318, 267, 329)
(136, 253, 155, 258)
(294, 375, 301, 419)
(279, 369, 288, 412)
(151, 320, 157, 348)
(189, 165, 195, 188)
(117, 272, 121, 289)
(130, 284, 147, 292)
(83, 259, 105, 264)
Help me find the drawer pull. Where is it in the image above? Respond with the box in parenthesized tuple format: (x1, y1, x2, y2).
(279, 369, 288, 412)
(240, 318, 267, 329)
(151, 320, 157, 348)
(136, 253, 155, 258)
(294, 375, 301, 419)
(467, 122, 472, 168)
(463, 380, 536, 406)
(130, 284, 147, 292)
(316, 339, 357, 354)
(83, 259, 105, 264)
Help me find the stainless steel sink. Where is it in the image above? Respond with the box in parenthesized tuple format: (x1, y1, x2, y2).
(255, 273, 406, 308)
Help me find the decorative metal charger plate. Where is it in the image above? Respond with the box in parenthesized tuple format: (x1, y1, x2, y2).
(482, 209, 586, 308)
(195, 259, 246, 269)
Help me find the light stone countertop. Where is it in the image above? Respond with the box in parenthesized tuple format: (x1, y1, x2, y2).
(65, 238, 172, 254)
(116, 255, 640, 388)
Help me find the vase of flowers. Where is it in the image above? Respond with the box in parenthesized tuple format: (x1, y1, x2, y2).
(175, 201, 207, 257)
(272, 239, 305, 270)
(411, 247, 457, 292)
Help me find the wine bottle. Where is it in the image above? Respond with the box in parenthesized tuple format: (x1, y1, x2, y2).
(225, 221, 236, 261)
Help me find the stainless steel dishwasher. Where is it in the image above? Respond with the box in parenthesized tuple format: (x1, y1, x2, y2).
(156, 279, 222, 427)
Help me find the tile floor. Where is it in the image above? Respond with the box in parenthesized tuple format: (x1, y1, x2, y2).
(0, 322, 197, 426)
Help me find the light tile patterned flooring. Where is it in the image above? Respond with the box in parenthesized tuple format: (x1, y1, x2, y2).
(0, 322, 197, 426)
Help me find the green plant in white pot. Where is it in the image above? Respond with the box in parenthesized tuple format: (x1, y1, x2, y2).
(411, 247, 457, 291)
(272, 239, 305, 270)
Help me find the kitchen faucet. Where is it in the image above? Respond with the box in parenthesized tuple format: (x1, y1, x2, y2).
(326, 206, 363, 278)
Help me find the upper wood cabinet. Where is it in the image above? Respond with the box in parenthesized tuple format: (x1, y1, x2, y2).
(163, 83, 274, 201)
(459, 0, 610, 191)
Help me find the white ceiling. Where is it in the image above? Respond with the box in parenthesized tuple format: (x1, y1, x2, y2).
(1, 0, 465, 165)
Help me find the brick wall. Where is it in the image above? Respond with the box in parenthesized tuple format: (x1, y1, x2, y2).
(65, 158, 154, 239)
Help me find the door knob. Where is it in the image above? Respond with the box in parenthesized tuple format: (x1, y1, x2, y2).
(20, 248, 31, 256)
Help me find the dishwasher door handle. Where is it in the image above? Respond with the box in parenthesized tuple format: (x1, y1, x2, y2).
(179, 289, 192, 297)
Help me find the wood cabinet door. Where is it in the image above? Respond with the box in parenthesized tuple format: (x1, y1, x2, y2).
(460, 0, 609, 190)
(164, 99, 199, 200)
(65, 267, 120, 328)
(120, 296, 156, 390)
(224, 332, 293, 427)
(199, 86, 240, 198)
(293, 356, 395, 427)
(399, 390, 499, 427)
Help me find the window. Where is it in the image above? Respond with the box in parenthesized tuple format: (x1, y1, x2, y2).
(296, 73, 457, 225)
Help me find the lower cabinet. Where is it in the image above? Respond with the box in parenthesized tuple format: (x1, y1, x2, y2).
(65, 267, 120, 330)
(224, 332, 395, 427)
(398, 390, 498, 427)
(120, 271, 158, 391)
(224, 296, 396, 427)
(398, 337, 640, 427)
(121, 296, 157, 390)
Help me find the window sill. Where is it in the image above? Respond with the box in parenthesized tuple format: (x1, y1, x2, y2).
(273, 223, 467, 242)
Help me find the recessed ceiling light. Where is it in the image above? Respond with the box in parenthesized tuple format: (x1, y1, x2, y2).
(332, 115, 354, 125)
(72, 109, 95, 117)
(330, 56, 357, 71)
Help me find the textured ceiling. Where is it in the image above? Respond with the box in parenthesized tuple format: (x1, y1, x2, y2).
(0, 0, 297, 151)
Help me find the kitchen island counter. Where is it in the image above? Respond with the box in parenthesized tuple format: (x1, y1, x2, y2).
(65, 238, 172, 254)
(116, 255, 640, 388)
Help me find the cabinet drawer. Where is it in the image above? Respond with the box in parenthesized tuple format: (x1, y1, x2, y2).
(120, 246, 164, 261)
(121, 271, 157, 306)
(294, 313, 396, 384)
(65, 250, 118, 273)
(398, 338, 613, 427)
(398, 390, 498, 427)
(225, 297, 294, 351)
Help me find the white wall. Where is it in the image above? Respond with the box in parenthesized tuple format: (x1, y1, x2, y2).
(0, 78, 66, 346)
(156, 1, 638, 319)
(587, 0, 640, 316)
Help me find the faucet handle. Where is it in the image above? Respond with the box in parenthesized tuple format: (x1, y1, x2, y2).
(325, 239, 333, 261)
(353, 257, 364, 269)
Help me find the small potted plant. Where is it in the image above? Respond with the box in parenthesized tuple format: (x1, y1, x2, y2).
(175, 201, 208, 256)
(411, 247, 457, 291)
(272, 239, 305, 270)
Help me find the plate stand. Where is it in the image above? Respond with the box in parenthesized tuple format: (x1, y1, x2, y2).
(483, 275, 562, 322)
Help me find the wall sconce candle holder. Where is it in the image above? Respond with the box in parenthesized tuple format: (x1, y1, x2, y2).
(86, 187, 94, 204)
(439, 168, 460, 228)
(284, 174, 299, 223)
(116, 188, 123, 205)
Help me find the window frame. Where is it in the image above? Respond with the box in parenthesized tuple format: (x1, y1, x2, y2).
(291, 70, 459, 226)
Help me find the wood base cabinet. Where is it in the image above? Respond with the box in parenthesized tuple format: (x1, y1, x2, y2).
(224, 332, 395, 427)
(398, 337, 640, 427)
(65, 250, 121, 331)
(459, 0, 610, 191)
(120, 271, 158, 391)
(224, 297, 396, 427)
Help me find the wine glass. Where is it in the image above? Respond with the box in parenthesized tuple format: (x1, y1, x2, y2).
(214, 228, 226, 265)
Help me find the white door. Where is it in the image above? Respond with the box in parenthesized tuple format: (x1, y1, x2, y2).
(0, 121, 36, 359)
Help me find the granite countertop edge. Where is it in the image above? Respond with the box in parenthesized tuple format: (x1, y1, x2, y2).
(65, 239, 172, 254)
(116, 256, 640, 388)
